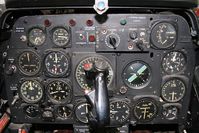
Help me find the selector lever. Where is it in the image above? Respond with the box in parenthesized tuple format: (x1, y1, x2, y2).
(84, 60, 110, 127)
(108, 36, 117, 49)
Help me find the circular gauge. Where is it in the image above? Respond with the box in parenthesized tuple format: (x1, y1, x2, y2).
(52, 27, 70, 46)
(162, 51, 186, 74)
(161, 79, 186, 102)
(45, 51, 70, 76)
(18, 51, 41, 76)
(151, 22, 177, 49)
(57, 106, 72, 119)
(28, 28, 46, 46)
(122, 61, 151, 89)
(134, 98, 157, 122)
(105, 33, 120, 49)
(47, 80, 71, 103)
(110, 101, 130, 123)
(24, 105, 39, 118)
(162, 105, 178, 120)
(75, 56, 113, 90)
(75, 102, 91, 123)
(20, 80, 43, 103)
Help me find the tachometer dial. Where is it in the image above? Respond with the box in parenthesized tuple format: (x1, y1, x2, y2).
(162, 51, 186, 74)
(75, 56, 113, 90)
(45, 51, 70, 76)
(151, 22, 176, 49)
(52, 27, 70, 46)
(47, 80, 71, 103)
(18, 51, 41, 76)
(57, 106, 72, 119)
(110, 101, 130, 123)
(122, 61, 151, 89)
(161, 79, 186, 102)
(134, 98, 157, 122)
(20, 80, 43, 103)
(75, 102, 91, 123)
(24, 105, 39, 118)
(28, 28, 46, 46)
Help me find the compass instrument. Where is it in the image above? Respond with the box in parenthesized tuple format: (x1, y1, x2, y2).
(28, 28, 46, 46)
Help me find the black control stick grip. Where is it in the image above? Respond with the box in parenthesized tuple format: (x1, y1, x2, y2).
(94, 61, 110, 126)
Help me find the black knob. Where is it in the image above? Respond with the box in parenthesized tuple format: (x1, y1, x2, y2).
(108, 35, 117, 49)
(129, 31, 137, 40)
(6, 65, 16, 75)
(136, 40, 144, 51)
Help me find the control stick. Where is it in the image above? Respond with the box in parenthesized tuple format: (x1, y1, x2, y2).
(84, 60, 110, 127)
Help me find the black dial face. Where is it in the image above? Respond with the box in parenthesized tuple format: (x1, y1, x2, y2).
(162, 51, 186, 74)
(110, 101, 130, 123)
(163, 105, 178, 120)
(18, 51, 41, 76)
(134, 99, 157, 122)
(45, 52, 69, 76)
(24, 105, 39, 118)
(75, 56, 113, 90)
(57, 106, 72, 119)
(47, 80, 71, 103)
(151, 22, 176, 49)
(53, 27, 70, 46)
(162, 79, 186, 102)
(28, 28, 46, 46)
(122, 61, 151, 89)
(20, 80, 43, 103)
(75, 103, 91, 123)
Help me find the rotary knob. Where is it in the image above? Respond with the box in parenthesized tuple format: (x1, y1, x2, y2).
(105, 33, 120, 49)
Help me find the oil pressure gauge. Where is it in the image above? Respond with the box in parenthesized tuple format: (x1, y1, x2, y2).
(57, 106, 72, 119)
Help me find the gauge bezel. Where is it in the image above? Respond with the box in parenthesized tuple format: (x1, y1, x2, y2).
(56, 106, 73, 119)
(50, 26, 71, 47)
(150, 21, 177, 49)
(47, 80, 72, 104)
(110, 100, 131, 124)
(28, 27, 46, 46)
(19, 80, 43, 104)
(162, 51, 187, 74)
(161, 78, 186, 103)
(122, 60, 152, 89)
(75, 56, 114, 91)
(44, 51, 70, 77)
(18, 51, 41, 76)
(23, 104, 40, 118)
(133, 98, 158, 122)
(75, 101, 92, 124)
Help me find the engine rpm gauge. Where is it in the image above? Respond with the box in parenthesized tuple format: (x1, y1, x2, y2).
(122, 61, 151, 89)
(161, 79, 186, 102)
(110, 101, 130, 124)
(162, 51, 186, 74)
(151, 22, 177, 49)
(57, 106, 72, 119)
(52, 27, 70, 46)
(75, 56, 113, 90)
(20, 80, 43, 104)
(47, 80, 71, 103)
(134, 98, 157, 122)
(45, 51, 70, 76)
(18, 51, 41, 76)
(28, 28, 46, 46)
